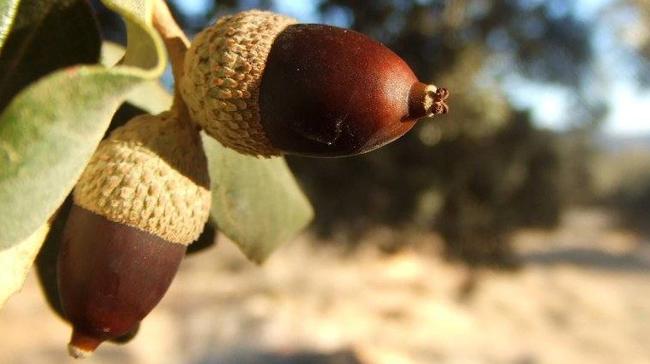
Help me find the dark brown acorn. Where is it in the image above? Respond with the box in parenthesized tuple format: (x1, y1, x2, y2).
(180, 10, 448, 158)
(57, 112, 211, 358)
(35, 197, 141, 346)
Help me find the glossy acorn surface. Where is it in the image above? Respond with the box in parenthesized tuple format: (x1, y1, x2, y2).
(260, 24, 430, 157)
(35, 197, 142, 346)
(58, 205, 186, 357)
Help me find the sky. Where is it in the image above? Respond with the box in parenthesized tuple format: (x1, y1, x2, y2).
(175, 0, 650, 136)
(553, 0, 650, 135)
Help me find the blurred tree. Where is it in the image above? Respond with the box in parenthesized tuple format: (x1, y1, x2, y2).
(606, 0, 650, 85)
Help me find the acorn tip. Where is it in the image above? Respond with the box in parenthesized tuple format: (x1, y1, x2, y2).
(425, 86, 449, 116)
(67, 344, 94, 359)
(68, 330, 102, 359)
(409, 83, 449, 119)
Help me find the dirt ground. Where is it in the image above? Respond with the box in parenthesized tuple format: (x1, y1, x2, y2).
(0, 208, 648, 364)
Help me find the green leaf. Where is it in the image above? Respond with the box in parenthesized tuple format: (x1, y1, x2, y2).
(104, 0, 159, 69)
(0, 0, 20, 51)
(0, 0, 101, 111)
(0, 0, 165, 250)
(0, 220, 50, 307)
(0, 0, 166, 308)
(204, 136, 314, 263)
(101, 42, 173, 114)
(100, 41, 125, 67)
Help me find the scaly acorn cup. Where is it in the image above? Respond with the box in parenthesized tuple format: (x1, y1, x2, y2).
(57, 112, 211, 358)
(180, 10, 449, 158)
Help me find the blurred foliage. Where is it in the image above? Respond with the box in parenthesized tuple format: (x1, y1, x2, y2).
(126, 0, 648, 266)
(611, 0, 650, 86)
(593, 142, 650, 233)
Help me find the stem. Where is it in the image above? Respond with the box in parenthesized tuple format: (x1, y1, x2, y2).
(152, 0, 192, 122)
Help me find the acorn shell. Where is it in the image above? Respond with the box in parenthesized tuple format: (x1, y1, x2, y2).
(259, 24, 421, 157)
(73, 112, 211, 245)
(181, 10, 296, 157)
(59, 204, 187, 357)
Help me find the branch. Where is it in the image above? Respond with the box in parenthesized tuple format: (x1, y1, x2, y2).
(152, 0, 191, 118)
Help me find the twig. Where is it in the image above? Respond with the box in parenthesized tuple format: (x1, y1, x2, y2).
(152, 0, 192, 120)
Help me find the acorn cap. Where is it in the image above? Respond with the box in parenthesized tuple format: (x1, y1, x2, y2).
(73, 112, 211, 245)
(180, 10, 296, 157)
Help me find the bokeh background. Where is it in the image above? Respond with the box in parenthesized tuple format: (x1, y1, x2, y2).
(1, 0, 650, 363)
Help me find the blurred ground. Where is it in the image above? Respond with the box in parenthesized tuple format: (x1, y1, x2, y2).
(0, 208, 648, 364)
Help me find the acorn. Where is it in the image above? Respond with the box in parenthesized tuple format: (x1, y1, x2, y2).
(57, 112, 211, 358)
(180, 10, 449, 158)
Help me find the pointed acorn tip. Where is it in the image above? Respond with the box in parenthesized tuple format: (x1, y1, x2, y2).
(68, 344, 93, 359)
(68, 330, 102, 359)
(409, 83, 450, 119)
(422, 85, 449, 116)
